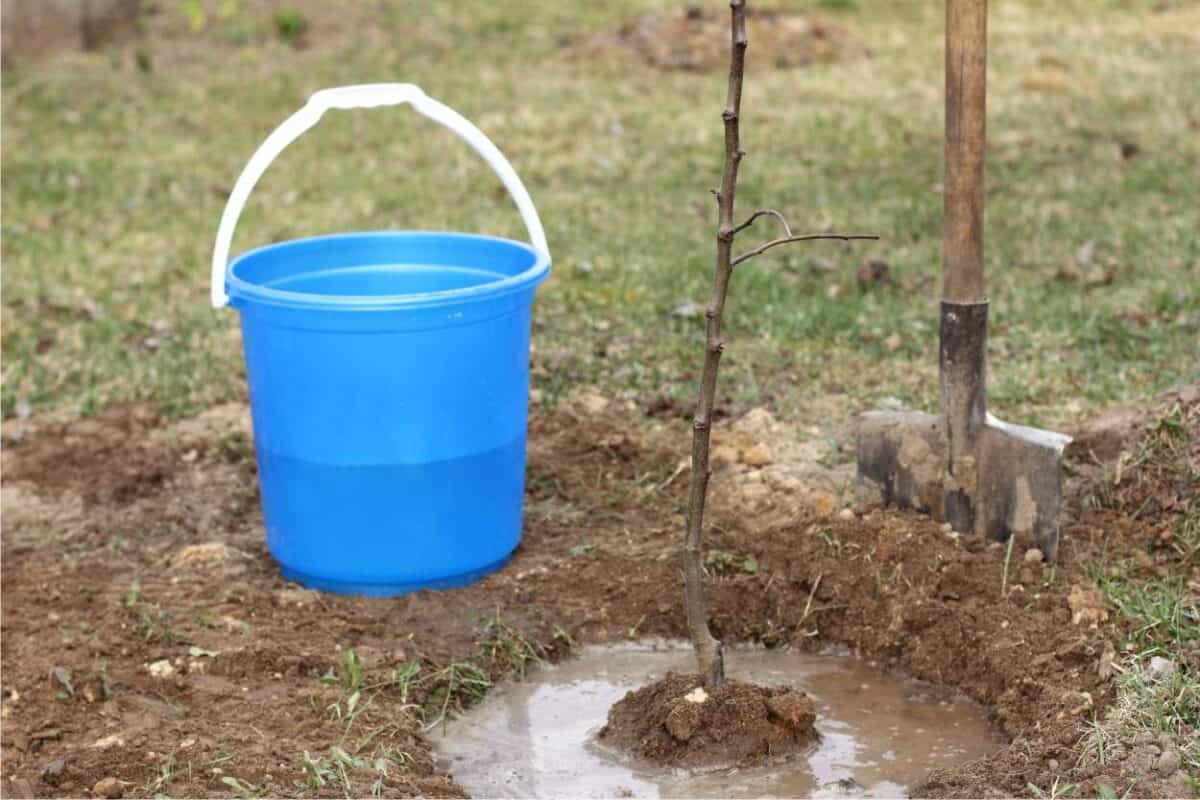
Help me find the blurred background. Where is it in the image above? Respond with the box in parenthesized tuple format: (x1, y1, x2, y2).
(2, 0, 1197, 429)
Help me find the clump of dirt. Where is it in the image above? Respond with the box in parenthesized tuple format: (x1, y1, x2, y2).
(571, 6, 867, 72)
(600, 672, 818, 769)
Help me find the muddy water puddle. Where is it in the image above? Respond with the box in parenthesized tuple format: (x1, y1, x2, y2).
(435, 642, 1003, 798)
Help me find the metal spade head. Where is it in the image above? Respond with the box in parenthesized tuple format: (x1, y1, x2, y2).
(857, 410, 1070, 560)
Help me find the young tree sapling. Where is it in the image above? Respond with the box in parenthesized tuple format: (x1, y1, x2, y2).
(683, 0, 877, 687)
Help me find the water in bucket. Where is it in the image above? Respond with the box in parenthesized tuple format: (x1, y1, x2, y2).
(211, 85, 550, 596)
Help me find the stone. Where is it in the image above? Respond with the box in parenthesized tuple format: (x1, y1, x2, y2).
(1155, 748, 1181, 775)
(146, 659, 175, 679)
(732, 407, 775, 439)
(40, 759, 65, 785)
(171, 542, 244, 567)
(1062, 690, 1093, 715)
(742, 443, 772, 467)
(684, 687, 708, 704)
(1068, 585, 1109, 626)
(836, 508, 856, 521)
(1146, 656, 1176, 681)
(1024, 547, 1044, 564)
(94, 777, 124, 798)
(574, 392, 610, 416)
(1097, 641, 1117, 680)
(808, 491, 840, 519)
(274, 586, 319, 608)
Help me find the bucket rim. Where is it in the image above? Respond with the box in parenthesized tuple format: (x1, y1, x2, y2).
(226, 230, 550, 311)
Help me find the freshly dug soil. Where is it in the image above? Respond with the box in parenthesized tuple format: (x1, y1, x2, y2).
(599, 672, 818, 769)
(1, 384, 1196, 798)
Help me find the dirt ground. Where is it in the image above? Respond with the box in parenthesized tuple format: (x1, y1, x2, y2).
(1, 384, 1197, 798)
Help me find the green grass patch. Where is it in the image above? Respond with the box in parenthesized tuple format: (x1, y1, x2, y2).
(1, 0, 1196, 428)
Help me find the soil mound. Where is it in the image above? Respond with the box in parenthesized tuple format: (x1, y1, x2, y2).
(571, 6, 866, 72)
(599, 672, 818, 769)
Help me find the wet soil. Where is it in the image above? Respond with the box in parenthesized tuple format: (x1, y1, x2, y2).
(599, 671, 818, 770)
(436, 643, 1002, 798)
(1, 385, 1197, 798)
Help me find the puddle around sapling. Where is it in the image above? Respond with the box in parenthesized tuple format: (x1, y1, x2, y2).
(433, 641, 1004, 799)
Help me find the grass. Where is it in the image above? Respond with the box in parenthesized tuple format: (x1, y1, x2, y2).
(479, 614, 548, 678)
(141, 749, 190, 797)
(1080, 397, 1200, 783)
(1086, 570, 1199, 780)
(1094, 575, 1200, 656)
(316, 620, 545, 740)
(1, 0, 1197, 432)
(1084, 573, 1200, 776)
(1027, 777, 1078, 799)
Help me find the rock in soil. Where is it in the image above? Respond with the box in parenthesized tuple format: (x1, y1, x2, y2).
(1146, 656, 1176, 681)
(742, 443, 772, 467)
(599, 672, 819, 769)
(39, 758, 65, 785)
(1068, 585, 1109, 626)
(93, 776, 124, 798)
(1155, 748, 1182, 775)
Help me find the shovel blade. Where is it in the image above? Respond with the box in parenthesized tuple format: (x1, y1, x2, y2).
(858, 410, 1071, 561)
(856, 411, 946, 516)
(978, 416, 1071, 561)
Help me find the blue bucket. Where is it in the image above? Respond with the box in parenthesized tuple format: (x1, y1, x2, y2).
(210, 84, 550, 596)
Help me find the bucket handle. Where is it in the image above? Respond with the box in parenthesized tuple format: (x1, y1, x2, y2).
(210, 83, 550, 308)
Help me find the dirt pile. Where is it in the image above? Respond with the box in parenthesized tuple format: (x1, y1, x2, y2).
(600, 672, 818, 769)
(570, 6, 867, 72)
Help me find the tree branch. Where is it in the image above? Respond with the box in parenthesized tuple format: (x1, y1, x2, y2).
(732, 208, 793, 238)
(731, 232, 880, 267)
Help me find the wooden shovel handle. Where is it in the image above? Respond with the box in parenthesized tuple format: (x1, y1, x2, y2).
(944, 0, 988, 302)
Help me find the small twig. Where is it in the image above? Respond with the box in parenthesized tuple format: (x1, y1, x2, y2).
(731, 232, 880, 267)
(800, 573, 823, 625)
(645, 461, 688, 495)
(1000, 534, 1016, 597)
(732, 208, 792, 238)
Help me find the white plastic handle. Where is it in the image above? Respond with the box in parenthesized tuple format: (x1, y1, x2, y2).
(209, 83, 549, 308)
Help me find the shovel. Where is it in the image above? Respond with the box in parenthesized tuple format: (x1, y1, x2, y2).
(856, 0, 1071, 559)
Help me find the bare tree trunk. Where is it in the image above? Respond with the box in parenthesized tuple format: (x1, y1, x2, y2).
(682, 0, 749, 689)
(682, 0, 877, 689)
